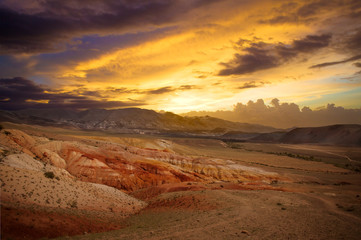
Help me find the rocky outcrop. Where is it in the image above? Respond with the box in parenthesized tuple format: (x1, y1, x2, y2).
(1, 129, 280, 192)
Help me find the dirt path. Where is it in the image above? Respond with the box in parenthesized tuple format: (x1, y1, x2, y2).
(280, 144, 358, 163)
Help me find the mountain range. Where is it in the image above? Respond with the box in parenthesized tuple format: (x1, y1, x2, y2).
(0, 108, 276, 134)
(1, 108, 360, 146)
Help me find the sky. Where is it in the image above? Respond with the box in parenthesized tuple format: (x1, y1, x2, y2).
(0, 0, 361, 116)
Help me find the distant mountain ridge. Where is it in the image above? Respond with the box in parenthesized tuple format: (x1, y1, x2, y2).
(0, 108, 277, 134)
(250, 124, 361, 146)
(279, 124, 361, 146)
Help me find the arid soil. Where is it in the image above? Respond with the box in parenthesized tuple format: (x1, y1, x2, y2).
(1, 123, 361, 239)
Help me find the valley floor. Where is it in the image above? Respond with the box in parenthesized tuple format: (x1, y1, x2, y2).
(57, 188, 361, 240)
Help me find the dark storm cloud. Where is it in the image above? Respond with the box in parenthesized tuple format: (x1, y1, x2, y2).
(292, 34, 332, 52)
(0, 77, 201, 110)
(310, 54, 361, 68)
(0, 0, 217, 54)
(218, 44, 279, 76)
(0, 7, 72, 54)
(0, 77, 73, 102)
(0, 77, 143, 110)
(218, 34, 331, 76)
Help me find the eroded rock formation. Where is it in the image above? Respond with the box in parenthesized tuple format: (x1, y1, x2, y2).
(0, 129, 280, 192)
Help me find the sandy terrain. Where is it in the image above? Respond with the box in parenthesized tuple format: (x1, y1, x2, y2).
(55, 188, 361, 240)
(1, 123, 361, 239)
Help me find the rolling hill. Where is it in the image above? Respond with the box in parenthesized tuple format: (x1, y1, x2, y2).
(249, 124, 361, 146)
(279, 124, 361, 146)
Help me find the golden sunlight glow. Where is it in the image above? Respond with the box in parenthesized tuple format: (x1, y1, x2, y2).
(25, 99, 50, 104)
(69, 32, 196, 80)
(37, 0, 360, 113)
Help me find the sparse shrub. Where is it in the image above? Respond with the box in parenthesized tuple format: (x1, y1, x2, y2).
(4, 130, 11, 136)
(0, 124, 3, 131)
(44, 171, 55, 179)
(69, 200, 78, 208)
(1, 149, 10, 158)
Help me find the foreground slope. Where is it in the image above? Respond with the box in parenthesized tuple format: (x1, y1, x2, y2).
(0, 125, 284, 239)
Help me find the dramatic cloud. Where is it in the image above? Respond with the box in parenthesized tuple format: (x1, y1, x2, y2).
(145, 85, 199, 94)
(0, 0, 217, 54)
(146, 86, 174, 95)
(218, 42, 279, 76)
(218, 34, 332, 76)
(308, 27, 361, 69)
(184, 99, 361, 129)
(345, 28, 361, 53)
(0, 77, 201, 110)
(290, 34, 332, 52)
(354, 62, 361, 68)
(0, 0, 360, 114)
(0, 77, 143, 110)
(310, 54, 361, 68)
(261, 0, 361, 25)
(238, 81, 266, 89)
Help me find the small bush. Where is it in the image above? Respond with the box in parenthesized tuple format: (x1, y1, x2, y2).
(69, 200, 78, 208)
(0, 124, 3, 131)
(4, 131, 11, 136)
(44, 171, 55, 179)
